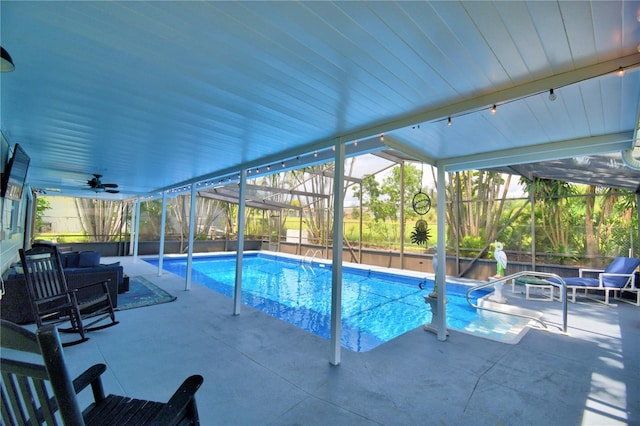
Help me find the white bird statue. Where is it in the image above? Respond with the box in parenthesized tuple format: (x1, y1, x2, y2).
(493, 241, 507, 277)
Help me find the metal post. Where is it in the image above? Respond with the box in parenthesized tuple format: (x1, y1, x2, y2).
(186, 185, 196, 290)
(400, 161, 405, 269)
(158, 192, 167, 276)
(455, 172, 460, 275)
(133, 197, 141, 261)
(531, 180, 536, 270)
(330, 140, 345, 366)
(129, 200, 136, 256)
(123, 203, 130, 256)
(436, 164, 447, 341)
(325, 205, 330, 258)
(234, 169, 247, 315)
(636, 193, 640, 256)
(25, 190, 34, 247)
(359, 183, 363, 264)
(298, 211, 303, 255)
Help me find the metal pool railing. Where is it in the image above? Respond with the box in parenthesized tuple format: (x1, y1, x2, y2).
(466, 271, 568, 334)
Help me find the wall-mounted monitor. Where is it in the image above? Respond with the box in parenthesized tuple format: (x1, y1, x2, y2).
(1, 144, 31, 201)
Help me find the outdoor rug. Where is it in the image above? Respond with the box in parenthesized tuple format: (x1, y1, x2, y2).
(116, 276, 177, 311)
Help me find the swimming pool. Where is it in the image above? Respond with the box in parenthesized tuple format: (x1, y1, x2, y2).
(145, 253, 520, 352)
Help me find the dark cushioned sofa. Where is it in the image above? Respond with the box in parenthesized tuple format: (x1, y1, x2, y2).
(0, 250, 123, 324)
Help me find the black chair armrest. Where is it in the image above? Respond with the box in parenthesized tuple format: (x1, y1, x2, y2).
(72, 363, 107, 401)
(35, 291, 78, 304)
(152, 375, 204, 425)
(75, 278, 111, 291)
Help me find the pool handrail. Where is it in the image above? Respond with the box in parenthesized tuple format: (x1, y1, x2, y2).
(466, 271, 568, 334)
(302, 249, 322, 264)
(301, 249, 323, 275)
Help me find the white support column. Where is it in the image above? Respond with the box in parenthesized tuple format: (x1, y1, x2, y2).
(133, 197, 141, 261)
(128, 200, 136, 256)
(158, 192, 167, 276)
(25, 190, 34, 247)
(234, 169, 247, 315)
(330, 140, 345, 366)
(436, 164, 448, 341)
(530, 180, 536, 270)
(399, 161, 405, 269)
(298, 213, 303, 255)
(186, 185, 196, 291)
(637, 193, 640, 258)
(359, 185, 363, 263)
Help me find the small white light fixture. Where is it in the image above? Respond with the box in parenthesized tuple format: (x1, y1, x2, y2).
(548, 89, 557, 101)
(490, 104, 497, 115)
(447, 117, 452, 126)
(617, 66, 625, 77)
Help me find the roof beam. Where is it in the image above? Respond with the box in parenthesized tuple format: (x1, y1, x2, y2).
(198, 190, 295, 211)
(244, 183, 330, 199)
(441, 131, 634, 172)
(382, 136, 437, 165)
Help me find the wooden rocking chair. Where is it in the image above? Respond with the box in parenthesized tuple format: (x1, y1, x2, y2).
(0, 320, 203, 425)
(18, 245, 118, 346)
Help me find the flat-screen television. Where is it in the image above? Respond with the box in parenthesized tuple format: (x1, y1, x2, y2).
(1, 143, 31, 201)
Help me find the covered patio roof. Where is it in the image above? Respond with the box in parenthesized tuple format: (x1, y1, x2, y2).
(1, 1, 639, 199)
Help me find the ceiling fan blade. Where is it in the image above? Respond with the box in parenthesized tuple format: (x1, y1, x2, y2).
(106, 189, 120, 194)
(103, 183, 118, 188)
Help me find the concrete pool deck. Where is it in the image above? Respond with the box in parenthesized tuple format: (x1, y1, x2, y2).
(36, 255, 640, 425)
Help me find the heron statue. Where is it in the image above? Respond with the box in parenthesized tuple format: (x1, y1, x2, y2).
(493, 241, 507, 277)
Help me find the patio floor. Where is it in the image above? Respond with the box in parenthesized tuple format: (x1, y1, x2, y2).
(54, 255, 639, 425)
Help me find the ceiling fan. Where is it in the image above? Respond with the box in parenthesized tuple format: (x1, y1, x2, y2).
(86, 174, 119, 193)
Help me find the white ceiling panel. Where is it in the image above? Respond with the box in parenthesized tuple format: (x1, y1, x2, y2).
(1, 1, 639, 198)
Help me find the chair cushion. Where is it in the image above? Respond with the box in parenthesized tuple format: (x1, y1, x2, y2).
(602, 257, 640, 288)
(78, 251, 101, 268)
(559, 277, 599, 288)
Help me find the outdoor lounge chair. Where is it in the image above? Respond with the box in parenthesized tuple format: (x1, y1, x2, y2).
(552, 257, 640, 305)
(18, 245, 118, 346)
(0, 320, 204, 425)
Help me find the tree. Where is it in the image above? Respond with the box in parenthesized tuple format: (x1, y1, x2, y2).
(170, 194, 226, 251)
(521, 177, 577, 262)
(436, 169, 511, 251)
(35, 196, 51, 232)
(353, 175, 386, 221)
(355, 163, 424, 222)
(139, 199, 164, 240)
(291, 164, 334, 245)
(74, 199, 124, 242)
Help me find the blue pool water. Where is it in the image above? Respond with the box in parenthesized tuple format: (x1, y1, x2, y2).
(145, 253, 491, 352)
